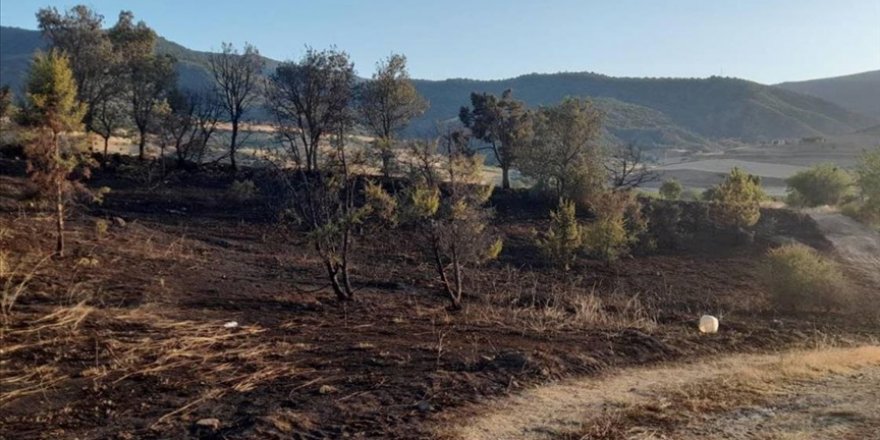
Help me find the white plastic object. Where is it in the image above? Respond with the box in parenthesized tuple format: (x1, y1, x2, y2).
(699, 315, 719, 333)
(223, 321, 239, 328)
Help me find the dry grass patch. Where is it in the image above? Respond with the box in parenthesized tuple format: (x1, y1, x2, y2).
(443, 346, 880, 440)
(0, 305, 300, 427)
(561, 346, 880, 440)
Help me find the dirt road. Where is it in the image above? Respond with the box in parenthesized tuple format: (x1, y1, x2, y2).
(440, 346, 880, 440)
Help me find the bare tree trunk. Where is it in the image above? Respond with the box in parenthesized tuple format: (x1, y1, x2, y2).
(230, 120, 238, 171)
(103, 136, 110, 167)
(138, 127, 146, 160)
(324, 260, 348, 301)
(55, 181, 64, 257)
(340, 225, 354, 299)
(501, 164, 511, 190)
(430, 234, 456, 307)
(450, 245, 463, 309)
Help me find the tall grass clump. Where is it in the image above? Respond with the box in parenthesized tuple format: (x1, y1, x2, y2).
(763, 244, 849, 311)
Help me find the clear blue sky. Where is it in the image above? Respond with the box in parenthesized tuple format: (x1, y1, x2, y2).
(2, 0, 878, 83)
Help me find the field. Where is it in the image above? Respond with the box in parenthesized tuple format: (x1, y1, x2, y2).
(647, 133, 880, 196)
(1, 154, 879, 440)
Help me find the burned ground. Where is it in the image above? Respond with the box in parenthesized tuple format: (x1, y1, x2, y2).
(1, 159, 877, 439)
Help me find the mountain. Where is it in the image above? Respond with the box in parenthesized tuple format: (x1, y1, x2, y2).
(0, 26, 279, 93)
(410, 73, 877, 148)
(2, 25, 877, 151)
(776, 70, 880, 120)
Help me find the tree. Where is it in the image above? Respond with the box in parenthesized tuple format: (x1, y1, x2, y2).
(659, 178, 683, 200)
(520, 97, 603, 200)
(708, 167, 765, 229)
(403, 130, 502, 309)
(606, 143, 657, 189)
(158, 89, 220, 169)
(36, 5, 117, 134)
(91, 95, 128, 165)
(855, 148, 880, 202)
(277, 121, 393, 301)
(785, 163, 852, 207)
(20, 50, 89, 256)
(853, 148, 880, 225)
(459, 89, 532, 190)
(356, 54, 428, 178)
(536, 199, 583, 270)
(109, 11, 175, 160)
(582, 191, 644, 263)
(268, 47, 356, 172)
(0, 85, 12, 120)
(209, 42, 264, 171)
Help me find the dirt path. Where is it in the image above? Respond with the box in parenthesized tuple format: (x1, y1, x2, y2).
(439, 346, 880, 440)
(671, 365, 880, 440)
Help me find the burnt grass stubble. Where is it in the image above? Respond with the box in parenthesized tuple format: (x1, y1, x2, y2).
(0, 156, 877, 439)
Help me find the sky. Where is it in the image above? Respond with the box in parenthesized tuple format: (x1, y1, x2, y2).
(1, 0, 879, 84)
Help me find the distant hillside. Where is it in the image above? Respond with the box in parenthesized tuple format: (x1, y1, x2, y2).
(2, 25, 876, 151)
(776, 70, 880, 120)
(0, 26, 279, 93)
(410, 73, 877, 148)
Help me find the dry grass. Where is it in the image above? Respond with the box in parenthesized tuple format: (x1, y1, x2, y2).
(0, 305, 300, 427)
(463, 273, 656, 334)
(560, 345, 880, 440)
(443, 345, 880, 440)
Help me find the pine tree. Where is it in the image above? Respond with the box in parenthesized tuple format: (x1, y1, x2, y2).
(537, 199, 583, 270)
(21, 50, 90, 256)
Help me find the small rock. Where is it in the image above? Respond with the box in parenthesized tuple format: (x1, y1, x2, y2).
(194, 418, 220, 430)
(112, 217, 126, 227)
(318, 385, 338, 394)
(223, 321, 239, 329)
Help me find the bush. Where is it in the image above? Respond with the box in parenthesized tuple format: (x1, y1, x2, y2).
(642, 200, 683, 250)
(785, 163, 853, 207)
(708, 167, 765, 229)
(583, 191, 643, 262)
(227, 179, 258, 202)
(659, 179, 683, 200)
(536, 199, 583, 269)
(763, 244, 849, 311)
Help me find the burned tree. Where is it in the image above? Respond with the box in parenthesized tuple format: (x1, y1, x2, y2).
(157, 89, 220, 169)
(209, 42, 263, 171)
(109, 11, 175, 160)
(268, 48, 355, 172)
(605, 143, 657, 190)
(403, 130, 502, 309)
(356, 54, 428, 178)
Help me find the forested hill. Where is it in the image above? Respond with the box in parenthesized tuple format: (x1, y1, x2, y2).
(2, 25, 876, 150)
(776, 70, 880, 120)
(410, 73, 876, 148)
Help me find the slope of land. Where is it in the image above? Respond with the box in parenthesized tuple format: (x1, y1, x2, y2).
(2, 158, 878, 439)
(777, 70, 880, 120)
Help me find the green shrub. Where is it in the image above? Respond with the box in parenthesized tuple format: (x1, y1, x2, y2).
(785, 163, 853, 207)
(707, 167, 765, 229)
(763, 244, 848, 311)
(228, 179, 258, 202)
(536, 199, 583, 269)
(583, 191, 643, 262)
(94, 219, 109, 239)
(642, 200, 683, 250)
(659, 179, 683, 200)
